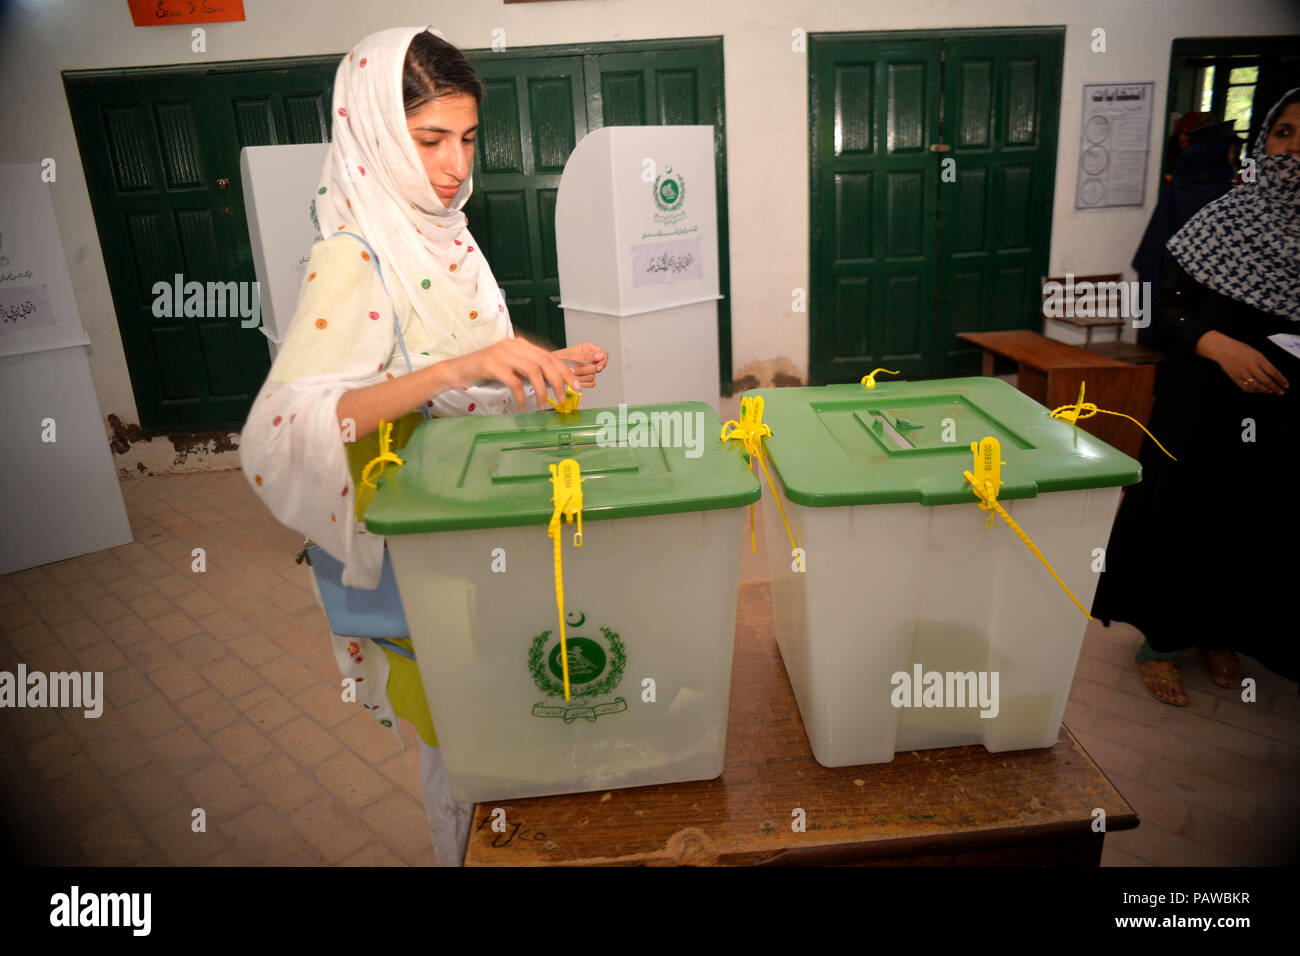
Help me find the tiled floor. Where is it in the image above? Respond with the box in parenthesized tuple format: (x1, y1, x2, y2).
(1, 468, 1297, 866)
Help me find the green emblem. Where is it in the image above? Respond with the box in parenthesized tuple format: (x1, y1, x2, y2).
(548, 637, 605, 683)
(528, 615, 627, 723)
(652, 166, 685, 213)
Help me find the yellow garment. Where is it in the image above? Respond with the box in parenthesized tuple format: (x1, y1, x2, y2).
(381, 638, 438, 747)
(342, 412, 439, 746)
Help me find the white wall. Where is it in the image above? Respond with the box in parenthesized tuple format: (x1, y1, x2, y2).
(2, 0, 1296, 438)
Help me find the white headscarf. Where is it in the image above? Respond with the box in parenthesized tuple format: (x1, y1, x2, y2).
(242, 27, 520, 590)
(314, 25, 513, 372)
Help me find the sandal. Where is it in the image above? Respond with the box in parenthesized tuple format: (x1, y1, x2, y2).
(1136, 658, 1190, 707)
(1201, 649, 1244, 689)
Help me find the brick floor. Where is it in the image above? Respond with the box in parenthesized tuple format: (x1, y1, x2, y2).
(1, 467, 1296, 867)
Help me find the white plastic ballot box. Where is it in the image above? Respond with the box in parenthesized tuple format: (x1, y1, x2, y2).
(240, 144, 329, 359)
(751, 379, 1141, 767)
(0, 164, 131, 573)
(364, 401, 760, 803)
(555, 126, 721, 415)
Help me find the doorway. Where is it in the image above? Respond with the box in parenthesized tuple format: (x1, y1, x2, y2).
(808, 28, 1064, 384)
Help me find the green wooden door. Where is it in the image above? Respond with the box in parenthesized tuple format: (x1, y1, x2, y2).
(461, 55, 587, 348)
(810, 39, 942, 384)
(938, 33, 1062, 374)
(65, 58, 336, 434)
(809, 30, 1063, 383)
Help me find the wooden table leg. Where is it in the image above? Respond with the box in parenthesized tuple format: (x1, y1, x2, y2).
(981, 350, 994, 376)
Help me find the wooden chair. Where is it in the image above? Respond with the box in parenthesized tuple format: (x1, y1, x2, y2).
(1040, 272, 1125, 349)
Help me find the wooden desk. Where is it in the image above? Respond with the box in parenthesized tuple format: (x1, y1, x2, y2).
(956, 330, 1156, 460)
(465, 581, 1138, 866)
(1089, 340, 1167, 365)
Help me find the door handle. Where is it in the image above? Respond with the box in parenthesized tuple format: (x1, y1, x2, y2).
(217, 177, 230, 190)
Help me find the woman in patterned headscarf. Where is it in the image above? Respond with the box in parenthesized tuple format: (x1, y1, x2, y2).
(1092, 88, 1299, 706)
(240, 27, 608, 862)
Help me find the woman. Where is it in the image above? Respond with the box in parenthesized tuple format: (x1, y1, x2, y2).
(1132, 120, 1241, 348)
(1092, 88, 1299, 705)
(240, 27, 608, 861)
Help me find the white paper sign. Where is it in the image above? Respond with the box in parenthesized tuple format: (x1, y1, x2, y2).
(0, 282, 53, 332)
(1267, 332, 1300, 360)
(0, 164, 90, 356)
(631, 238, 703, 288)
(1075, 82, 1155, 209)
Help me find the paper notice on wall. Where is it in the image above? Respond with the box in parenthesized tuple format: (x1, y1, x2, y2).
(1075, 82, 1154, 210)
(0, 282, 53, 333)
(631, 238, 703, 288)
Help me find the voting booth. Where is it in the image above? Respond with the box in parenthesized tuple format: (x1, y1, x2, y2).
(0, 164, 131, 574)
(240, 144, 330, 359)
(555, 127, 721, 414)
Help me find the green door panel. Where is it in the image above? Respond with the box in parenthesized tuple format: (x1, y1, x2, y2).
(937, 32, 1062, 375)
(810, 29, 1064, 384)
(462, 55, 586, 348)
(810, 39, 941, 384)
(65, 57, 338, 434)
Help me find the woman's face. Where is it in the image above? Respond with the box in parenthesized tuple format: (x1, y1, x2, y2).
(1264, 103, 1300, 157)
(406, 92, 479, 206)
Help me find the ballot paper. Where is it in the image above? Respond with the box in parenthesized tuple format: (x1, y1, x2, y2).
(1266, 332, 1300, 360)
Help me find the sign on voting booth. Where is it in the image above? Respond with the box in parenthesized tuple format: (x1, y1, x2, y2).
(240, 143, 330, 359)
(556, 126, 721, 413)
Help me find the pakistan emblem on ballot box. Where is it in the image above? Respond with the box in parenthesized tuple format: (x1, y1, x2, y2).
(528, 611, 627, 722)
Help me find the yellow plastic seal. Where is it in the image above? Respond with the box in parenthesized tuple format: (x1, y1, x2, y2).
(548, 459, 584, 700)
(721, 395, 798, 555)
(546, 385, 583, 415)
(861, 368, 900, 389)
(360, 419, 404, 489)
(962, 436, 1093, 620)
(1049, 381, 1177, 461)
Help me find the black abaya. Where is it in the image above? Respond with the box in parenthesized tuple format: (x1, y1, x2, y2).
(1091, 260, 1299, 680)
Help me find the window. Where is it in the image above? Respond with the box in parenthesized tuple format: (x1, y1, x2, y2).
(1224, 65, 1257, 133)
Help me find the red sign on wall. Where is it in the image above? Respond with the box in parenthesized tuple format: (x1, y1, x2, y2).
(128, 0, 247, 26)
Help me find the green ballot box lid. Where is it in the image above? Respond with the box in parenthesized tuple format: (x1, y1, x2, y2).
(364, 401, 760, 534)
(748, 377, 1142, 508)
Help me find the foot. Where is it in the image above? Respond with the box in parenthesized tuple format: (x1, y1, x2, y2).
(1136, 658, 1189, 706)
(1202, 649, 1245, 689)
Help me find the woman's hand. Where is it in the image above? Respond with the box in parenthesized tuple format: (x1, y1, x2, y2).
(554, 342, 609, 389)
(1195, 331, 1289, 395)
(450, 337, 579, 411)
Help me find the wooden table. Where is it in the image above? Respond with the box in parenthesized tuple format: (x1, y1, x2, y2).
(956, 330, 1156, 460)
(465, 581, 1138, 866)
